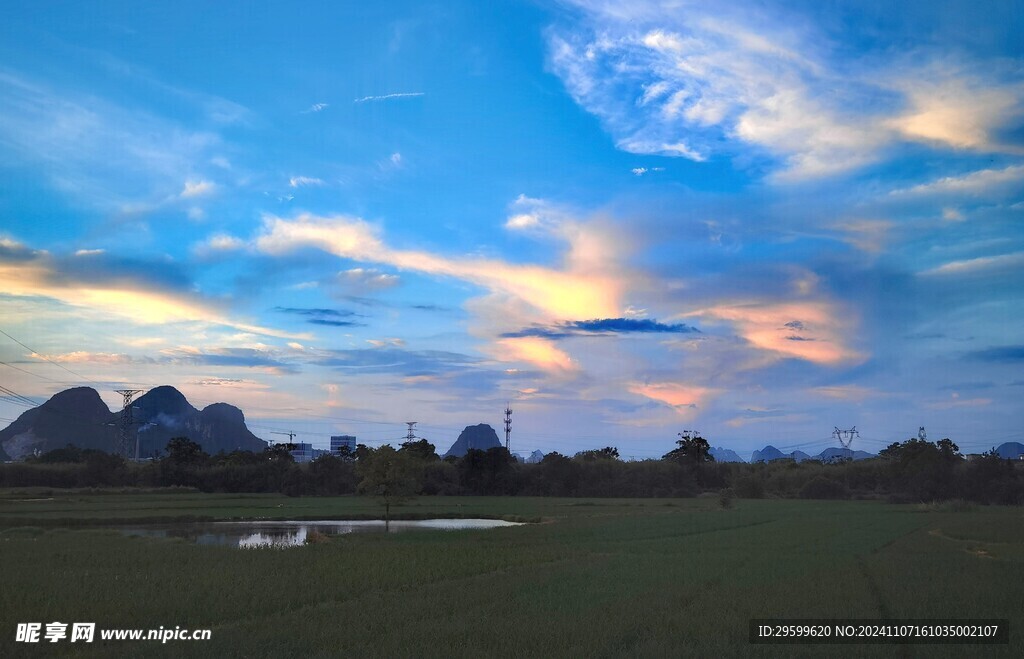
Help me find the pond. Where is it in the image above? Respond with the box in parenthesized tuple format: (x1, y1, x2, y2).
(118, 519, 523, 548)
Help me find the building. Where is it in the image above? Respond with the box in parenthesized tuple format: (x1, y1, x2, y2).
(288, 442, 314, 463)
(331, 435, 357, 454)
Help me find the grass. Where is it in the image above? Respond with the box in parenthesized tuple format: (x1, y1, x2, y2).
(0, 492, 1021, 657)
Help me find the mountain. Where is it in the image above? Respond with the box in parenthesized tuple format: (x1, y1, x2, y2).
(132, 386, 267, 457)
(750, 445, 786, 463)
(443, 424, 502, 458)
(0, 385, 267, 460)
(749, 444, 875, 463)
(0, 387, 117, 460)
(994, 442, 1024, 460)
(816, 447, 875, 462)
(710, 446, 745, 463)
(525, 449, 545, 464)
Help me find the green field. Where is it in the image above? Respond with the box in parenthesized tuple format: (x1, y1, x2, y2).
(1, 492, 1021, 657)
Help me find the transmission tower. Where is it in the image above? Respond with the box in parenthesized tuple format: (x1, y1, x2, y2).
(405, 422, 418, 443)
(504, 403, 512, 451)
(832, 426, 859, 451)
(114, 389, 143, 460)
(917, 426, 927, 442)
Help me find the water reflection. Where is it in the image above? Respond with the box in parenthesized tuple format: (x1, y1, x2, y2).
(119, 519, 522, 548)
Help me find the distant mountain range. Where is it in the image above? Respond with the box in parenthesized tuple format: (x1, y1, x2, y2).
(749, 445, 875, 463)
(0, 386, 266, 460)
(710, 446, 745, 463)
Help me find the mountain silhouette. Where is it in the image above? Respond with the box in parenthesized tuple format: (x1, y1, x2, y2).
(443, 424, 502, 458)
(0, 386, 267, 460)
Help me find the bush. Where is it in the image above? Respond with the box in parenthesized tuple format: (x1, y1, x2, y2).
(799, 476, 848, 500)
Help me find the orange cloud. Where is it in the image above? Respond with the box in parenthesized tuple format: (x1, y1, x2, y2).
(495, 337, 578, 373)
(689, 301, 861, 365)
(0, 246, 306, 339)
(628, 381, 711, 413)
(256, 213, 624, 320)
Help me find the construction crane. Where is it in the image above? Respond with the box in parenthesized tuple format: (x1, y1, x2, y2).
(270, 431, 297, 447)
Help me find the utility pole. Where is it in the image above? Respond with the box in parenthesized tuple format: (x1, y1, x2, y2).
(504, 403, 512, 451)
(114, 389, 142, 460)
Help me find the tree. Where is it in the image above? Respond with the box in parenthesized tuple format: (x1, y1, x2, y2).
(936, 438, 961, 461)
(334, 444, 356, 463)
(356, 445, 420, 530)
(165, 437, 208, 466)
(663, 434, 714, 464)
(458, 447, 518, 495)
(574, 447, 620, 461)
(399, 438, 439, 461)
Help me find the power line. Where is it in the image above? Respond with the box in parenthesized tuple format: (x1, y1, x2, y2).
(0, 328, 105, 386)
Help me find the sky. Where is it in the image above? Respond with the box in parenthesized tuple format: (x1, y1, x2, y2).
(1, 0, 1023, 460)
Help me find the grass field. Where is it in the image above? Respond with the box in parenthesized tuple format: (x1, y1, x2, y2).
(1, 491, 1021, 657)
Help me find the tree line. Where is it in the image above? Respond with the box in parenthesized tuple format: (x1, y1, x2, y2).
(1, 434, 1021, 505)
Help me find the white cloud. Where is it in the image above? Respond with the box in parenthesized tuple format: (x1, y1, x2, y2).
(289, 176, 325, 188)
(305, 103, 329, 113)
(547, 1, 1024, 180)
(890, 165, 1024, 197)
(339, 267, 400, 290)
(180, 179, 216, 198)
(920, 251, 1024, 276)
(74, 248, 105, 256)
(0, 71, 221, 208)
(353, 92, 425, 103)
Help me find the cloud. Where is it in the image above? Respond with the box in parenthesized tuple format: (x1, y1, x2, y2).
(0, 71, 222, 208)
(289, 176, 324, 188)
(628, 381, 710, 413)
(888, 77, 1021, 150)
(0, 238, 305, 339)
(687, 301, 862, 365)
(30, 351, 135, 364)
(920, 252, 1024, 276)
(811, 385, 877, 401)
(966, 345, 1024, 362)
(494, 337, 578, 373)
(314, 347, 475, 376)
(353, 92, 425, 103)
(338, 268, 400, 291)
(501, 317, 699, 339)
(163, 346, 300, 374)
(547, 1, 1024, 180)
(180, 179, 216, 198)
(255, 212, 625, 320)
(304, 103, 329, 113)
(193, 233, 245, 257)
(889, 165, 1024, 198)
(831, 219, 892, 254)
(275, 307, 364, 327)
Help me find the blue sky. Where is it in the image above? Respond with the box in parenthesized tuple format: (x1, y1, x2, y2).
(1, 0, 1022, 459)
